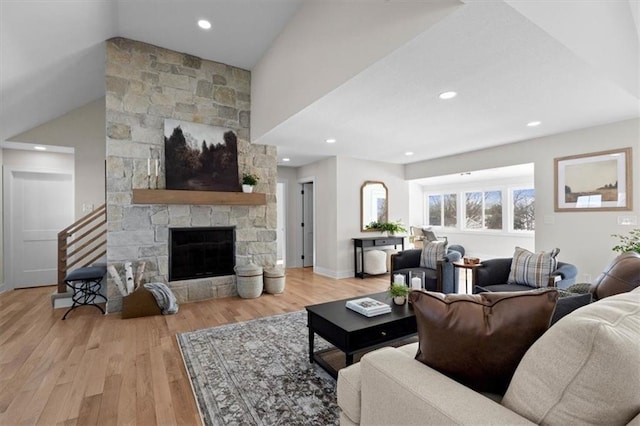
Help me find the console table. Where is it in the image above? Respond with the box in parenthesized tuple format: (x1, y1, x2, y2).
(352, 236, 404, 278)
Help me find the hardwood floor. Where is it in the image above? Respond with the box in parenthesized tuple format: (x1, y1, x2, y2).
(0, 268, 390, 425)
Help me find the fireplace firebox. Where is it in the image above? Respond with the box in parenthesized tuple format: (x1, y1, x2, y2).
(169, 227, 235, 281)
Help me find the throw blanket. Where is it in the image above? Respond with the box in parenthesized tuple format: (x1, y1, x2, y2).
(144, 282, 179, 314)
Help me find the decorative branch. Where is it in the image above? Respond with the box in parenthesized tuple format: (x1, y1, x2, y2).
(134, 261, 146, 289)
(108, 264, 127, 297)
(124, 262, 134, 295)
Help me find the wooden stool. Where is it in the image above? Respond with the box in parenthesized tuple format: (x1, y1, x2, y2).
(62, 265, 107, 320)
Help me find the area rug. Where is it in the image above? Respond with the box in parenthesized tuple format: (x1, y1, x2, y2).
(177, 310, 338, 426)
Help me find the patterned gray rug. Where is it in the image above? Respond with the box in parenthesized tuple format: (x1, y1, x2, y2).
(177, 310, 338, 426)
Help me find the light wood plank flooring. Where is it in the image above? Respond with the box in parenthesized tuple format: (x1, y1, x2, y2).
(0, 268, 389, 425)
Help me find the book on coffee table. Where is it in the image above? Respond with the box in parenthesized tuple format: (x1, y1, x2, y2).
(346, 297, 391, 317)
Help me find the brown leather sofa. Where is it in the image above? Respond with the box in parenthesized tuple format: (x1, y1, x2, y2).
(590, 251, 640, 300)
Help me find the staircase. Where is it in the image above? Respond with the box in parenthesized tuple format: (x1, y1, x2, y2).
(57, 204, 107, 293)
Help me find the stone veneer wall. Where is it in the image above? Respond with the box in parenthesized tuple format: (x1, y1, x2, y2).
(105, 37, 277, 312)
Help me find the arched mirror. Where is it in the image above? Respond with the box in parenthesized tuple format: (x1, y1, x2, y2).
(361, 181, 388, 231)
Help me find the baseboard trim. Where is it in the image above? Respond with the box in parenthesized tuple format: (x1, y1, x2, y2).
(312, 267, 355, 280)
(312, 267, 338, 279)
(334, 270, 354, 279)
(51, 290, 74, 308)
(0, 282, 6, 294)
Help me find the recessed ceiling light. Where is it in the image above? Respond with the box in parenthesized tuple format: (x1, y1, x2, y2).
(34, 146, 46, 151)
(439, 91, 457, 100)
(405, 151, 414, 156)
(198, 19, 212, 30)
(282, 158, 290, 162)
(527, 121, 541, 127)
(325, 138, 336, 144)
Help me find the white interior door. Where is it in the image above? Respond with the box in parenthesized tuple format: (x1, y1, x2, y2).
(302, 182, 314, 267)
(4, 168, 74, 288)
(276, 182, 286, 266)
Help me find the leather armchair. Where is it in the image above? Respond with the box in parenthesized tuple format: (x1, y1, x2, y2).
(589, 251, 640, 300)
(473, 258, 577, 292)
(390, 245, 464, 294)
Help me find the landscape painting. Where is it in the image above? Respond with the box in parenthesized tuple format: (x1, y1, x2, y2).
(164, 119, 241, 192)
(555, 147, 632, 212)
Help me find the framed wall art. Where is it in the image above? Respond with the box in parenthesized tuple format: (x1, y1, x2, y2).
(554, 147, 632, 212)
(164, 119, 241, 192)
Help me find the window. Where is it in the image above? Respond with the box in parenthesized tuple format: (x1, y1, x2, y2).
(465, 192, 482, 229)
(484, 191, 502, 230)
(427, 194, 457, 227)
(425, 185, 533, 233)
(465, 191, 502, 230)
(443, 194, 457, 227)
(513, 188, 535, 231)
(428, 195, 441, 226)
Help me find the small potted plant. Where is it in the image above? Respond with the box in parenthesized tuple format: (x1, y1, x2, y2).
(365, 220, 407, 236)
(612, 228, 640, 254)
(241, 173, 260, 193)
(388, 283, 409, 305)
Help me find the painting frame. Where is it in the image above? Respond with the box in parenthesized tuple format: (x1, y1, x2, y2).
(554, 147, 632, 212)
(164, 118, 241, 192)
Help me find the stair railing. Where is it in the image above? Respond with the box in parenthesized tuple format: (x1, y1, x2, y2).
(57, 204, 107, 293)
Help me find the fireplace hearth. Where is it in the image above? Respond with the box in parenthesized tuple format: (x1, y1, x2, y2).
(169, 227, 235, 281)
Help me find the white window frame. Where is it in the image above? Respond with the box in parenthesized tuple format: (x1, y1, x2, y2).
(462, 189, 504, 231)
(509, 186, 536, 233)
(425, 192, 458, 229)
(423, 182, 535, 236)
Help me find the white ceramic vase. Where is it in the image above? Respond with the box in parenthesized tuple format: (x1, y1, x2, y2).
(393, 296, 406, 305)
(242, 184, 254, 193)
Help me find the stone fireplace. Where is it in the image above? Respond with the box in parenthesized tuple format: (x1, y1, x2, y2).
(105, 38, 276, 312)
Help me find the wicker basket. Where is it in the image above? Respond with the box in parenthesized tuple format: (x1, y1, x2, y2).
(235, 263, 263, 299)
(264, 266, 286, 294)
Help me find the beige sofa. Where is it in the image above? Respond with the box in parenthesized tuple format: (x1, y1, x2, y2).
(337, 287, 640, 425)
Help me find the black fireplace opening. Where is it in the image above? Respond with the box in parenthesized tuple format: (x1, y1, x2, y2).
(169, 226, 235, 281)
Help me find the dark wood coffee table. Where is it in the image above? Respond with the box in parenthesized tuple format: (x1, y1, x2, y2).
(305, 292, 417, 378)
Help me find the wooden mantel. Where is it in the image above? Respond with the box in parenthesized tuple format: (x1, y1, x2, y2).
(132, 189, 266, 206)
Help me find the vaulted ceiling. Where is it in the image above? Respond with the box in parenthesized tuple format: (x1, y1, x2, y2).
(1, 0, 638, 167)
(0, 0, 302, 146)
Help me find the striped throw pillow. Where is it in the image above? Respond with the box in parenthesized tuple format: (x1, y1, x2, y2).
(420, 241, 448, 269)
(508, 247, 560, 288)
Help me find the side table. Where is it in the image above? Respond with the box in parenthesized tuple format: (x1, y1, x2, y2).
(452, 261, 481, 294)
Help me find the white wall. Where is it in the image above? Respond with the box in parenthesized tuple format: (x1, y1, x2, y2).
(297, 157, 337, 276)
(277, 166, 301, 268)
(251, 0, 461, 142)
(408, 181, 424, 228)
(336, 157, 409, 278)
(10, 98, 106, 219)
(0, 148, 3, 290)
(2, 149, 74, 171)
(279, 156, 410, 278)
(405, 118, 640, 281)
